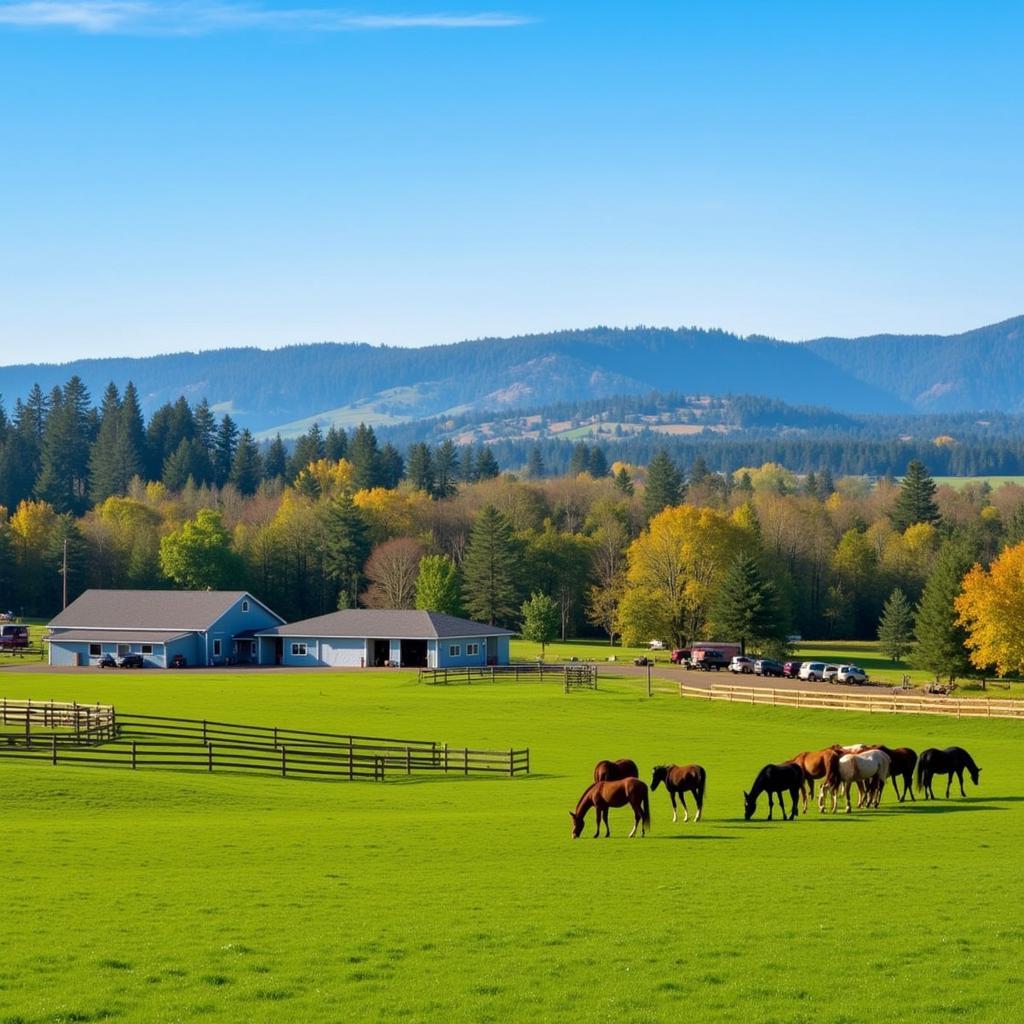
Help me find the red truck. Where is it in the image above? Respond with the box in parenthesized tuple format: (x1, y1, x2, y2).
(0, 624, 29, 651)
(687, 642, 742, 670)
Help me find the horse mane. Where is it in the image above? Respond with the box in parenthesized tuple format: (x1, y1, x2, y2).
(573, 782, 597, 817)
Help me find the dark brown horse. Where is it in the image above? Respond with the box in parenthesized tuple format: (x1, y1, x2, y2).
(570, 778, 651, 838)
(744, 763, 805, 821)
(650, 764, 706, 822)
(788, 746, 842, 811)
(871, 745, 918, 802)
(593, 758, 639, 782)
(916, 746, 981, 799)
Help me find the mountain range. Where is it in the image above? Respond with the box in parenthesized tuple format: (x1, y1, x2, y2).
(2, 316, 1022, 437)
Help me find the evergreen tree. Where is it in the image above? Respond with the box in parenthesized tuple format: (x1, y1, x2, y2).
(229, 429, 263, 495)
(23, 383, 50, 440)
(475, 446, 500, 480)
(434, 439, 460, 497)
(379, 443, 404, 489)
(569, 442, 591, 476)
(526, 446, 545, 479)
(460, 444, 479, 483)
(877, 587, 914, 663)
(264, 434, 288, 481)
(709, 553, 784, 655)
(804, 471, 819, 498)
(588, 446, 609, 478)
(117, 382, 147, 485)
(36, 376, 93, 514)
(819, 468, 836, 497)
(162, 438, 199, 491)
(614, 466, 634, 496)
(88, 383, 123, 503)
(689, 457, 710, 486)
(414, 554, 463, 615)
(325, 425, 348, 461)
(912, 539, 974, 683)
(520, 591, 560, 659)
(461, 505, 521, 626)
(891, 460, 940, 532)
(323, 491, 372, 608)
(288, 424, 326, 480)
(406, 442, 435, 494)
(146, 397, 195, 480)
(349, 423, 381, 490)
(193, 398, 217, 456)
(643, 449, 683, 519)
(214, 414, 239, 487)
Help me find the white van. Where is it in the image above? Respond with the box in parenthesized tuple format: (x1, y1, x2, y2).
(798, 661, 826, 682)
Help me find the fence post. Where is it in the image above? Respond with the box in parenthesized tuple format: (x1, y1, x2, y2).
(208, 743, 214, 772)
(348, 744, 354, 780)
(131, 741, 137, 770)
(281, 746, 287, 778)
(51, 733, 57, 765)
(25, 700, 31, 747)
(464, 747, 469, 775)
(443, 742, 449, 773)
(526, 748, 530, 774)
(406, 746, 411, 775)
(509, 747, 514, 777)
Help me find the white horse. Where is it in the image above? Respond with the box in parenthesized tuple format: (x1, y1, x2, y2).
(819, 749, 891, 813)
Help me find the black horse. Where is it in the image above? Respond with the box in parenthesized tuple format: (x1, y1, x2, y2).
(916, 746, 981, 799)
(743, 763, 805, 821)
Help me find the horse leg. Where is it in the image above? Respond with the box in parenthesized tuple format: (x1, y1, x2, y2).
(945, 772, 952, 799)
(670, 791, 678, 824)
(767, 791, 774, 820)
(603, 807, 611, 838)
(628, 803, 639, 838)
(957, 768, 966, 797)
(844, 782, 852, 814)
(695, 788, 702, 823)
(679, 791, 689, 824)
(789, 787, 799, 820)
(906, 772, 915, 802)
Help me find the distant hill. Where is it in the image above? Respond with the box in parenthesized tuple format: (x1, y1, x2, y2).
(2, 316, 1022, 434)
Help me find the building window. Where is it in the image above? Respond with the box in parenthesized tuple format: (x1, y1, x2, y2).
(242, 600, 250, 613)
(141, 644, 153, 655)
(213, 639, 222, 657)
(291, 642, 307, 657)
(467, 643, 479, 656)
(89, 643, 101, 657)
(250, 641, 257, 656)
(449, 644, 461, 657)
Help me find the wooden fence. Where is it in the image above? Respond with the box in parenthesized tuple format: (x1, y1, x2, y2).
(0, 706, 530, 780)
(678, 683, 1024, 720)
(0, 698, 117, 743)
(420, 663, 598, 687)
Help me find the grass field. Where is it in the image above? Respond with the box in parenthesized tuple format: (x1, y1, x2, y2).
(0, 668, 1021, 1023)
(932, 476, 1024, 490)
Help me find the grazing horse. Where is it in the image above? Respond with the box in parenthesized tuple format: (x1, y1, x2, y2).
(871, 745, 917, 802)
(651, 764, 706, 823)
(593, 758, 639, 782)
(743, 763, 805, 821)
(820, 749, 890, 813)
(788, 746, 843, 811)
(916, 746, 981, 799)
(570, 778, 651, 838)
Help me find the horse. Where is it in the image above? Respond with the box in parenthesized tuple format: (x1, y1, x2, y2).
(570, 778, 651, 838)
(651, 764, 706, 823)
(916, 746, 981, 799)
(788, 746, 843, 811)
(820, 749, 890, 813)
(870, 745, 917, 802)
(743, 763, 805, 821)
(594, 758, 639, 782)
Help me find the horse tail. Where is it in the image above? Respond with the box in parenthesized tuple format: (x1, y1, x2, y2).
(696, 766, 706, 810)
(641, 785, 652, 833)
(915, 755, 926, 793)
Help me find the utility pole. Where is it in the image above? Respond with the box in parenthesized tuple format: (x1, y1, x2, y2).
(647, 659, 652, 698)
(62, 538, 68, 610)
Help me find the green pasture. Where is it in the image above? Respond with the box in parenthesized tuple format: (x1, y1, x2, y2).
(0, 668, 1020, 1023)
(932, 475, 1024, 490)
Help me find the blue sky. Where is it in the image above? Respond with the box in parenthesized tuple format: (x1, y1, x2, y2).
(1, 1, 1021, 364)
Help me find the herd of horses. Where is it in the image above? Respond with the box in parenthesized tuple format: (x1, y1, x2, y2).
(569, 746, 982, 837)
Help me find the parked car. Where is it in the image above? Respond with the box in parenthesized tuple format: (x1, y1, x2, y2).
(754, 658, 784, 677)
(648, 639, 666, 650)
(729, 656, 755, 674)
(117, 653, 145, 669)
(837, 664, 869, 685)
(799, 661, 827, 682)
(822, 664, 840, 682)
(169, 653, 187, 669)
(0, 624, 29, 650)
(670, 648, 691, 665)
(97, 653, 117, 668)
(692, 649, 728, 671)
(634, 655, 653, 666)
(783, 661, 803, 678)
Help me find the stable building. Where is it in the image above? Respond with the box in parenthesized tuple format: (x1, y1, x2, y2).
(254, 610, 514, 668)
(46, 590, 285, 668)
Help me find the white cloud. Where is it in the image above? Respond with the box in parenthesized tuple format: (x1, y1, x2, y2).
(0, 1, 532, 34)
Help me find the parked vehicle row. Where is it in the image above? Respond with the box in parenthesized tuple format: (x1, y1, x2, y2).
(650, 645, 870, 686)
(98, 652, 146, 669)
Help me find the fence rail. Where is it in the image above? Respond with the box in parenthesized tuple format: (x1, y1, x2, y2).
(420, 663, 598, 686)
(0, 698, 117, 743)
(678, 683, 1024, 720)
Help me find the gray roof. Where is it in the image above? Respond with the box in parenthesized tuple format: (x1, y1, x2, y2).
(48, 590, 282, 631)
(47, 628, 192, 645)
(258, 610, 515, 640)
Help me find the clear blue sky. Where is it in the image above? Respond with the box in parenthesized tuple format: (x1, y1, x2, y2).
(1, 1, 1021, 364)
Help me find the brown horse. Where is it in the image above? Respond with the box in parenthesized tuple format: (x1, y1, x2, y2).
(650, 764, 706, 822)
(570, 778, 651, 838)
(593, 758, 639, 782)
(870, 745, 917, 802)
(788, 746, 843, 811)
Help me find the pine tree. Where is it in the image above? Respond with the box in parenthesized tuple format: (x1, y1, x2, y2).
(913, 539, 974, 683)
(89, 383, 123, 503)
(520, 591, 560, 659)
(819, 468, 835, 497)
(689, 457, 710, 486)
(229, 429, 263, 496)
(877, 587, 914, 663)
(434, 440, 460, 497)
(461, 505, 520, 626)
(475, 446, 500, 480)
(643, 449, 683, 519)
(264, 434, 287, 480)
(162, 437, 198, 491)
(325, 425, 348, 461)
(414, 554, 463, 615)
(379, 444, 404, 489)
(891, 460, 940, 532)
(349, 423, 381, 490)
(570, 442, 591, 476)
(614, 466, 634, 496)
(709, 553, 784, 655)
(116, 382, 147, 486)
(287, 424, 325, 481)
(526, 446, 545, 479)
(193, 398, 217, 456)
(36, 376, 93, 514)
(323, 491, 371, 608)
(213, 414, 239, 487)
(406, 442, 435, 494)
(588, 446, 609, 478)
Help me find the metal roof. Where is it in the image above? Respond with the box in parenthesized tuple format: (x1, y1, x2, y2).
(47, 590, 284, 631)
(257, 610, 515, 640)
(46, 629, 192, 645)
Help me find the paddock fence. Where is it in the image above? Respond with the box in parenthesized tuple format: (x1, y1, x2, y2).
(419, 663, 597, 689)
(678, 683, 1024, 720)
(0, 698, 117, 743)
(0, 705, 530, 780)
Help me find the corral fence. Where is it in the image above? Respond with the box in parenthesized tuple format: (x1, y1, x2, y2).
(0, 698, 117, 743)
(679, 683, 1024, 720)
(0, 705, 530, 780)
(420, 663, 598, 690)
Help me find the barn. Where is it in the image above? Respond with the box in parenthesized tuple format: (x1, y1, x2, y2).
(46, 590, 285, 668)
(254, 610, 514, 668)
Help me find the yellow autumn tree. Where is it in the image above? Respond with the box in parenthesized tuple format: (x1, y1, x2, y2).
(353, 487, 431, 544)
(293, 458, 354, 499)
(616, 505, 755, 646)
(955, 541, 1024, 676)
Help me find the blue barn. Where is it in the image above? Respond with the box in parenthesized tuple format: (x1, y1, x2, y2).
(255, 610, 513, 668)
(46, 590, 285, 668)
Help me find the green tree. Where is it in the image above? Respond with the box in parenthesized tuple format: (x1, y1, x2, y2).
(643, 449, 683, 519)
(406, 442, 435, 494)
(709, 553, 785, 655)
(287, 424, 326, 480)
(323, 491, 372, 608)
(475, 446, 500, 480)
(379, 443, 404, 489)
(525, 446, 545, 479)
(349, 423, 381, 490)
(434, 440, 460, 498)
(461, 505, 520, 626)
(264, 434, 288, 481)
(213, 414, 239, 487)
(890, 459, 940, 532)
(614, 465, 634, 496)
(36, 376, 93, 514)
(912, 538, 974, 683)
(588, 446, 609, 478)
(88, 382, 124, 503)
(159, 509, 242, 589)
(520, 591, 560, 659)
(229, 429, 263, 496)
(325, 425, 348, 461)
(877, 587, 915, 663)
(414, 554, 463, 615)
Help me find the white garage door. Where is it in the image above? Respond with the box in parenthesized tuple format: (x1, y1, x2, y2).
(320, 642, 363, 667)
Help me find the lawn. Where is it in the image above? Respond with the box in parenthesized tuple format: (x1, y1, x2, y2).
(0, 668, 1020, 1023)
(932, 476, 1024, 490)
